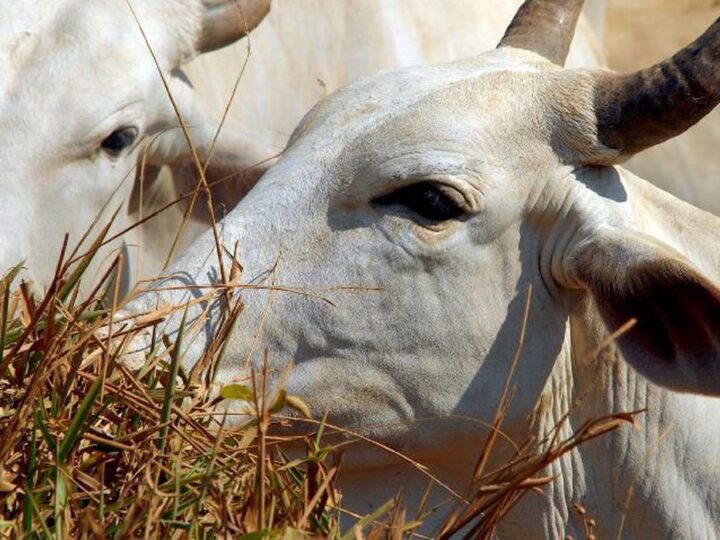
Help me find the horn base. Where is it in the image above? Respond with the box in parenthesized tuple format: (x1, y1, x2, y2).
(498, 0, 585, 65)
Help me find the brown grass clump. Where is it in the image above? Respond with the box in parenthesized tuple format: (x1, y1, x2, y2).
(0, 222, 640, 539)
(0, 224, 349, 538)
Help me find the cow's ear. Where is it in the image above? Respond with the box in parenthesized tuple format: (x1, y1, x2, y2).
(564, 226, 720, 396)
(137, 70, 276, 230)
(144, 126, 274, 217)
(145, 73, 276, 192)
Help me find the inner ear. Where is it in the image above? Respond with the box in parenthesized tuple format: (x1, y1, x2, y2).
(565, 228, 720, 396)
(592, 259, 720, 374)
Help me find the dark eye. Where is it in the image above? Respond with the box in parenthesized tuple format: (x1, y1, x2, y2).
(101, 126, 138, 156)
(372, 182, 466, 222)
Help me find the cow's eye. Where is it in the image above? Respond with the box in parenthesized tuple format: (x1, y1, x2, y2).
(101, 126, 138, 157)
(372, 182, 466, 222)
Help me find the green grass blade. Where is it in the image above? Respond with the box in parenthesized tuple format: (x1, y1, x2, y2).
(99, 462, 105, 525)
(1, 309, 107, 349)
(220, 383, 254, 401)
(54, 460, 67, 539)
(58, 368, 105, 462)
(314, 411, 328, 452)
(0, 290, 9, 365)
(158, 304, 189, 451)
(0, 260, 24, 291)
(27, 486, 53, 539)
(0, 261, 23, 371)
(23, 422, 37, 536)
(33, 406, 57, 454)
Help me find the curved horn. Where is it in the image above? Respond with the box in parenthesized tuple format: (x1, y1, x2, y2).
(594, 18, 720, 159)
(498, 0, 585, 65)
(198, 0, 270, 53)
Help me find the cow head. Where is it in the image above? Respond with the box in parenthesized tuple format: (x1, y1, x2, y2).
(0, 0, 269, 290)
(128, 0, 720, 465)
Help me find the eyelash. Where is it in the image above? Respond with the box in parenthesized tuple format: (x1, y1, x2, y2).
(372, 182, 466, 222)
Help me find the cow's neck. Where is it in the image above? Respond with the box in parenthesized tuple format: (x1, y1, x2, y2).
(519, 168, 720, 538)
(523, 311, 720, 537)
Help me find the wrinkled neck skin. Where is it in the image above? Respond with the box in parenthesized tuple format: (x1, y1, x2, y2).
(524, 167, 720, 540)
(339, 166, 720, 538)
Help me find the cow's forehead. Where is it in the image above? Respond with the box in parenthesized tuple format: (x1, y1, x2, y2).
(290, 49, 552, 160)
(1, 2, 130, 96)
(0, 5, 147, 133)
(0, 0, 58, 95)
(0, 0, 57, 43)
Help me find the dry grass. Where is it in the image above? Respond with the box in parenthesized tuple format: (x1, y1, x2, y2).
(0, 221, 348, 539)
(0, 217, 640, 539)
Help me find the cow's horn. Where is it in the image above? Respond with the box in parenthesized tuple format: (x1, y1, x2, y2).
(593, 18, 720, 159)
(497, 0, 585, 65)
(198, 0, 270, 53)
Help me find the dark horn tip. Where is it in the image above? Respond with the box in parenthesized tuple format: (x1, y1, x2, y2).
(593, 16, 720, 159)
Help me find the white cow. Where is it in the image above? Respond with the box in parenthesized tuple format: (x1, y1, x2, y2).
(129, 0, 608, 282)
(124, 0, 720, 536)
(0, 0, 268, 292)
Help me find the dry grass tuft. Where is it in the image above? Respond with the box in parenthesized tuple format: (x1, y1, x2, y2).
(0, 223, 349, 538)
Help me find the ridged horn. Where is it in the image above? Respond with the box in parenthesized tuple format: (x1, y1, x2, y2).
(594, 18, 720, 159)
(198, 0, 270, 53)
(498, 0, 585, 65)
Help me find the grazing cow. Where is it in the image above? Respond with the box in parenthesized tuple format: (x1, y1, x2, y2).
(125, 0, 720, 535)
(130, 0, 608, 282)
(124, 0, 720, 535)
(0, 0, 269, 291)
